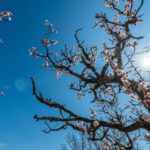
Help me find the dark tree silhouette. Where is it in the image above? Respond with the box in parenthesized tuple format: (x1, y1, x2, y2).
(29, 0, 150, 149)
(0, 11, 13, 96)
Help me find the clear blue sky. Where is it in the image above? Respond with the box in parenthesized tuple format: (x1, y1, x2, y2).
(0, 0, 150, 150)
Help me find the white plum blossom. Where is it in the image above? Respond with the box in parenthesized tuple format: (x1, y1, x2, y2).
(41, 39, 50, 47)
(42, 61, 49, 68)
(72, 55, 79, 65)
(111, 62, 118, 69)
(74, 121, 80, 127)
(77, 92, 82, 99)
(130, 95, 136, 101)
(104, 0, 119, 8)
(56, 69, 62, 79)
(83, 70, 89, 78)
(82, 122, 87, 131)
(104, 88, 113, 96)
(44, 19, 50, 26)
(142, 114, 150, 123)
(138, 81, 147, 92)
(90, 109, 97, 117)
(28, 47, 37, 56)
(114, 14, 119, 23)
(93, 120, 99, 128)
(100, 20, 107, 27)
(122, 79, 131, 87)
(91, 46, 98, 56)
(89, 85, 94, 93)
(115, 68, 124, 76)
(121, 75, 131, 87)
(145, 133, 150, 141)
(31, 46, 37, 51)
(103, 49, 111, 57)
(28, 47, 42, 58)
(115, 0, 119, 6)
(104, 1, 113, 8)
(89, 56, 96, 65)
(51, 40, 58, 45)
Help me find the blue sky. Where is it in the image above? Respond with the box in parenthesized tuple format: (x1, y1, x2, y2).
(0, 0, 150, 150)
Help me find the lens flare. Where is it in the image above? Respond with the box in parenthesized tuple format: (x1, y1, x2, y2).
(141, 57, 150, 68)
(139, 54, 150, 71)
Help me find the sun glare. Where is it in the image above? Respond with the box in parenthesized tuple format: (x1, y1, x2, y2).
(142, 58, 150, 68)
(140, 54, 150, 70)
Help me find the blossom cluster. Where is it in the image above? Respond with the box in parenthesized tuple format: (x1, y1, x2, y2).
(74, 121, 87, 131)
(90, 109, 97, 117)
(96, 0, 143, 39)
(75, 109, 100, 131)
(77, 91, 84, 99)
(103, 47, 150, 110)
(124, 0, 134, 16)
(137, 81, 150, 109)
(97, 14, 127, 38)
(126, 40, 138, 48)
(104, 0, 136, 18)
(89, 46, 98, 65)
(103, 48, 131, 89)
(142, 114, 150, 123)
(29, 20, 58, 69)
(104, 88, 114, 97)
(74, 120, 99, 130)
(104, 0, 119, 8)
(41, 39, 58, 47)
(28, 47, 42, 58)
(56, 69, 62, 79)
(55, 45, 97, 80)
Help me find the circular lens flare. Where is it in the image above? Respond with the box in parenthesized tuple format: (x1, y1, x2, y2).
(14, 78, 26, 92)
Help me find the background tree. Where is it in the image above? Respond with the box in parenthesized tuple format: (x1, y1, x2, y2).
(0, 11, 13, 96)
(29, 0, 150, 149)
(60, 133, 143, 150)
(60, 133, 101, 150)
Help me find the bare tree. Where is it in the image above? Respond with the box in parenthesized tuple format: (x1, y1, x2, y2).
(29, 0, 150, 149)
(60, 133, 101, 150)
(60, 133, 144, 150)
(0, 11, 13, 96)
